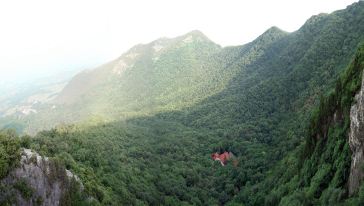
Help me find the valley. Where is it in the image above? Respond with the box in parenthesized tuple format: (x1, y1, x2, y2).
(1, 1, 364, 205)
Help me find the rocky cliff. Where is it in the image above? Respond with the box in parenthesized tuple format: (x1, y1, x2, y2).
(0, 149, 85, 206)
(349, 71, 364, 195)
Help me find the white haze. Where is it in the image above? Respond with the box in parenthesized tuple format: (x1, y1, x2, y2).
(0, 0, 358, 83)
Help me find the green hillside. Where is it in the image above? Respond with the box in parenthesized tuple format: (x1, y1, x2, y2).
(17, 31, 229, 134)
(2, 1, 364, 206)
(24, 43, 364, 205)
(9, 2, 364, 137)
(232, 42, 364, 205)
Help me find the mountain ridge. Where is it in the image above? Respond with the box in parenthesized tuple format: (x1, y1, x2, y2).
(2, 2, 364, 205)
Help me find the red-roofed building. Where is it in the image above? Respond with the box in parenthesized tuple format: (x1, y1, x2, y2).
(211, 152, 231, 166)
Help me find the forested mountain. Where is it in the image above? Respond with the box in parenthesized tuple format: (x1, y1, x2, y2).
(11, 30, 226, 134)
(2, 1, 364, 206)
(234, 42, 364, 205)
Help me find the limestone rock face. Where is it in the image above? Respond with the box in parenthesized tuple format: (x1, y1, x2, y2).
(1, 149, 82, 206)
(349, 72, 364, 195)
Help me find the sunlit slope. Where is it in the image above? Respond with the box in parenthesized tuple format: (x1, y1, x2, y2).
(19, 2, 364, 136)
(16, 28, 289, 134)
(18, 2, 364, 206)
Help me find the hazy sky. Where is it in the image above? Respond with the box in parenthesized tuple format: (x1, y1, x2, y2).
(0, 0, 358, 82)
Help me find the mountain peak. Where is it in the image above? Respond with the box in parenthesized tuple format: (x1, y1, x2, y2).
(186, 29, 206, 37)
(258, 26, 288, 38)
(181, 30, 211, 42)
(265, 26, 286, 34)
(251, 26, 288, 45)
(303, 13, 329, 27)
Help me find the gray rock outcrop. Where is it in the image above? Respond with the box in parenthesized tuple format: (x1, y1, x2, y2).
(349, 72, 364, 195)
(1, 149, 82, 206)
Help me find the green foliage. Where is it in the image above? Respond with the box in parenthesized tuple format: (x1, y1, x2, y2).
(2, 2, 364, 206)
(27, 40, 364, 205)
(247, 42, 364, 205)
(29, 120, 223, 205)
(0, 130, 20, 179)
(279, 190, 316, 206)
(60, 178, 90, 206)
(13, 179, 33, 200)
(0, 183, 16, 206)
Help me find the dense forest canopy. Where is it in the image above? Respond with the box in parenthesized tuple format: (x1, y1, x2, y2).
(1, 1, 364, 206)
